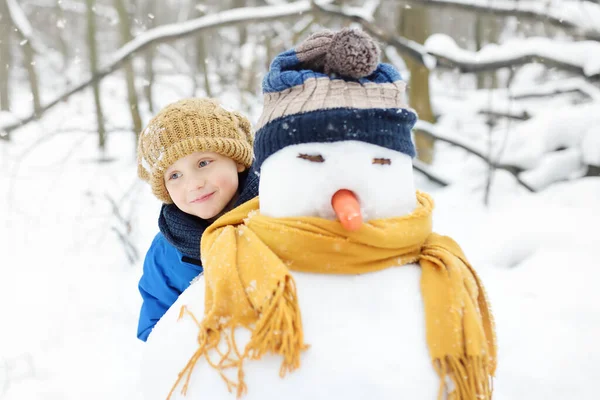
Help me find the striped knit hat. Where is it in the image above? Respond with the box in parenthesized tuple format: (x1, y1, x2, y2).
(254, 28, 417, 171)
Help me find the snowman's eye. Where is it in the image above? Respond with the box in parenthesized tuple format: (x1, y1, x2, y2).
(298, 153, 325, 163)
(373, 158, 392, 165)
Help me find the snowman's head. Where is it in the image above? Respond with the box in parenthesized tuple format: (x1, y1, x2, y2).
(255, 28, 418, 230)
(259, 140, 416, 226)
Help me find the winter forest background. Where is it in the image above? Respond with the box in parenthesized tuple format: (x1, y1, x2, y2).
(1, 0, 599, 399)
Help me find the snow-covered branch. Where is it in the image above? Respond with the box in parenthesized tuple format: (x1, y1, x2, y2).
(1, 0, 318, 134)
(409, 0, 600, 41)
(6, 0, 46, 53)
(509, 77, 600, 102)
(313, 0, 600, 78)
(426, 34, 600, 78)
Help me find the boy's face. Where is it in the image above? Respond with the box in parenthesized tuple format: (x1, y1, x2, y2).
(164, 151, 246, 220)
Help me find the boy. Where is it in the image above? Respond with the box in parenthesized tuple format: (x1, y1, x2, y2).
(136, 98, 258, 341)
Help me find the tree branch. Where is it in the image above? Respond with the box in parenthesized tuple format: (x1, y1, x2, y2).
(414, 120, 535, 192)
(6, 0, 46, 53)
(412, 159, 449, 187)
(509, 77, 600, 101)
(409, 0, 600, 41)
(478, 109, 531, 121)
(312, 0, 600, 78)
(2, 0, 319, 135)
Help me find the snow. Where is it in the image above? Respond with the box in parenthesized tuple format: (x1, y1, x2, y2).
(581, 128, 600, 166)
(2, 102, 599, 397)
(258, 141, 416, 221)
(508, 77, 600, 103)
(143, 264, 439, 400)
(140, 111, 600, 398)
(498, 102, 600, 168)
(0, 111, 20, 137)
(425, 34, 600, 77)
(2, 15, 600, 399)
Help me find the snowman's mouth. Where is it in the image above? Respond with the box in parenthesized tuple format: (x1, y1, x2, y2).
(331, 189, 363, 231)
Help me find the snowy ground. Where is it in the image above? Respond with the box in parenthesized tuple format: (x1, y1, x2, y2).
(1, 74, 599, 399)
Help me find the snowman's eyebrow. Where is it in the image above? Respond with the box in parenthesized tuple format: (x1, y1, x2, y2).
(373, 158, 392, 165)
(297, 153, 325, 163)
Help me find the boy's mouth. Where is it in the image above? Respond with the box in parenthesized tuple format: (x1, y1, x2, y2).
(191, 192, 215, 203)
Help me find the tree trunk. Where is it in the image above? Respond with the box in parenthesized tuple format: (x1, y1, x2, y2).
(143, 0, 156, 113)
(86, 0, 106, 152)
(475, 14, 498, 89)
(7, 0, 41, 117)
(234, 0, 248, 87)
(475, 14, 485, 89)
(0, 0, 12, 112)
(114, 0, 142, 139)
(20, 38, 42, 117)
(55, 0, 70, 77)
(400, 3, 435, 164)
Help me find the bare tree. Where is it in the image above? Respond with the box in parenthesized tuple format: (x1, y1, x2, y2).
(20, 37, 42, 117)
(114, 0, 142, 138)
(6, 0, 42, 116)
(55, 1, 71, 72)
(475, 14, 499, 89)
(86, 0, 106, 151)
(0, 0, 12, 112)
(193, 4, 212, 98)
(143, 0, 156, 113)
(399, 3, 435, 164)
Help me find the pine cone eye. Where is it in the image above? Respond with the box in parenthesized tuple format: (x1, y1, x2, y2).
(297, 154, 325, 163)
(373, 158, 391, 165)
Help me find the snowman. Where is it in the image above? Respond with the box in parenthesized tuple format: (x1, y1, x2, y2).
(141, 29, 496, 400)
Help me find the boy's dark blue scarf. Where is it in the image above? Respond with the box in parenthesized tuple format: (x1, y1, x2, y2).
(158, 168, 259, 262)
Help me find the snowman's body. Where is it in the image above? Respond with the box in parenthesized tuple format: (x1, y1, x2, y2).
(141, 141, 441, 399)
(143, 267, 439, 400)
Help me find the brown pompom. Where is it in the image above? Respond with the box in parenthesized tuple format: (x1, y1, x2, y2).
(324, 28, 380, 79)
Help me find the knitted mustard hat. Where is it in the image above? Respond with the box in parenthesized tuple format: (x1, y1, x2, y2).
(137, 98, 254, 203)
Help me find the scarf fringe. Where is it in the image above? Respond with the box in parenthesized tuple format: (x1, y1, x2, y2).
(168, 276, 307, 399)
(435, 356, 492, 400)
(244, 275, 307, 377)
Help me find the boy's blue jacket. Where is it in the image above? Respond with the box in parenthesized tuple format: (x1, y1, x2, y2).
(137, 232, 203, 341)
(137, 167, 259, 342)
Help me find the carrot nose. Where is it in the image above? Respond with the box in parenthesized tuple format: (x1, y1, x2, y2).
(331, 189, 363, 231)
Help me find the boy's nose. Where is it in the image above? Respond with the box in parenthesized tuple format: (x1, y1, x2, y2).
(187, 177, 205, 191)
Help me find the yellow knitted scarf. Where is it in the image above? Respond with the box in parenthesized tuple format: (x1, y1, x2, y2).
(169, 192, 497, 400)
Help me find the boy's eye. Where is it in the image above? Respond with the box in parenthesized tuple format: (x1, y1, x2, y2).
(169, 172, 182, 180)
(298, 153, 325, 163)
(373, 158, 392, 165)
(198, 160, 212, 168)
